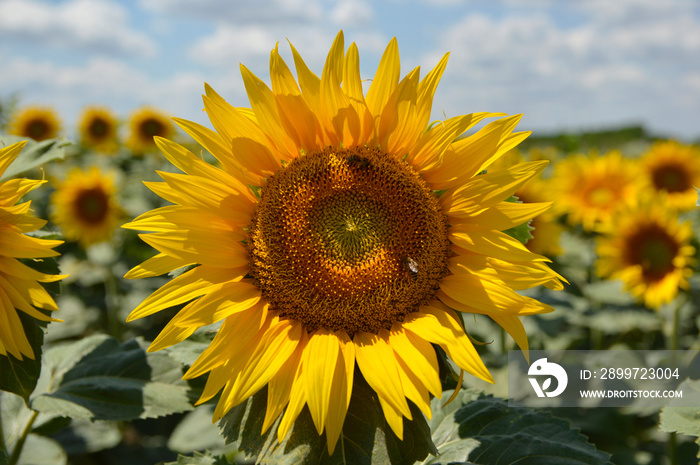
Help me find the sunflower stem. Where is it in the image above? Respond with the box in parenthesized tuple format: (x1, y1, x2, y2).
(668, 431, 678, 465)
(104, 264, 122, 339)
(669, 294, 687, 351)
(8, 409, 39, 465)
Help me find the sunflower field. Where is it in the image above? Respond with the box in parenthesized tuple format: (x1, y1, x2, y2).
(1, 32, 700, 465)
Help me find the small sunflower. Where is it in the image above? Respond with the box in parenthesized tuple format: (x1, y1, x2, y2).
(126, 107, 174, 153)
(50, 167, 122, 247)
(78, 106, 119, 153)
(0, 141, 65, 360)
(596, 197, 695, 309)
(641, 140, 700, 210)
(551, 150, 640, 230)
(123, 32, 563, 453)
(8, 106, 62, 142)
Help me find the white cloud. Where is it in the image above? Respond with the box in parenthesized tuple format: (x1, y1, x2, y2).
(0, 0, 156, 58)
(425, 4, 700, 138)
(142, 0, 323, 24)
(330, 0, 373, 27)
(0, 55, 209, 135)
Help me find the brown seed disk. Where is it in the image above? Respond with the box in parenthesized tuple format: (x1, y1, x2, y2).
(247, 146, 450, 335)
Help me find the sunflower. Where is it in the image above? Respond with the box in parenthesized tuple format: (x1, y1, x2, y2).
(8, 106, 62, 142)
(126, 106, 175, 154)
(50, 166, 122, 247)
(78, 106, 119, 153)
(0, 141, 65, 360)
(596, 196, 695, 310)
(551, 150, 640, 230)
(640, 140, 700, 211)
(123, 32, 563, 454)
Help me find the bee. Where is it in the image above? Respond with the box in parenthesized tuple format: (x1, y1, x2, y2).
(402, 256, 419, 278)
(346, 154, 371, 169)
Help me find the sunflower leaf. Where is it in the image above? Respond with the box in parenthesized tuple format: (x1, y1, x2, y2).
(164, 451, 232, 465)
(0, 309, 48, 401)
(220, 377, 437, 465)
(30, 334, 193, 421)
(659, 378, 700, 438)
(0, 136, 70, 181)
(422, 389, 613, 465)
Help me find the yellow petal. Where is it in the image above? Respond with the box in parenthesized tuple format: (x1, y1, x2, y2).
(441, 160, 549, 217)
(263, 330, 306, 433)
(449, 229, 550, 263)
(304, 328, 340, 435)
(0, 229, 61, 259)
(450, 201, 552, 230)
(222, 317, 303, 413)
(354, 330, 412, 418)
(0, 141, 27, 177)
(127, 266, 244, 321)
(365, 37, 400, 119)
(389, 324, 441, 397)
(403, 304, 493, 383)
(138, 229, 247, 269)
(124, 252, 191, 279)
(240, 65, 298, 160)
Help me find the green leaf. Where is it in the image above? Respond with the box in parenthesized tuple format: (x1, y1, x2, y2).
(503, 220, 534, 245)
(659, 378, 700, 438)
(422, 390, 613, 465)
(166, 451, 232, 465)
(0, 309, 48, 401)
(30, 334, 193, 421)
(695, 185, 700, 207)
(0, 448, 8, 465)
(14, 434, 66, 465)
(168, 405, 227, 454)
(0, 136, 69, 181)
(220, 377, 437, 465)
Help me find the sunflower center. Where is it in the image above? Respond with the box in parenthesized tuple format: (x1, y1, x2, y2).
(88, 117, 110, 139)
(74, 188, 110, 224)
(140, 118, 164, 138)
(26, 119, 49, 141)
(247, 146, 449, 335)
(626, 225, 680, 281)
(652, 164, 691, 193)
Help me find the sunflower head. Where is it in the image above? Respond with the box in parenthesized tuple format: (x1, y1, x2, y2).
(123, 31, 563, 455)
(78, 106, 119, 153)
(551, 150, 641, 230)
(596, 196, 695, 309)
(641, 140, 700, 211)
(0, 141, 65, 360)
(8, 106, 62, 141)
(50, 166, 122, 247)
(126, 107, 175, 153)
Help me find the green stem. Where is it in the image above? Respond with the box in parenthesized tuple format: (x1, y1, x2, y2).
(669, 294, 687, 352)
(104, 263, 122, 339)
(8, 410, 39, 465)
(668, 431, 678, 465)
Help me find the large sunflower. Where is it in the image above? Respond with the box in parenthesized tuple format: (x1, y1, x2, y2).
(551, 150, 641, 230)
(78, 106, 119, 153)
(8, 106, 62, 142)
(596, 197, 695, 310)
(126, 106, 175, 154)
(50, 166, 122, 247)
(124, 32, 563, 453)
(640, 140, 700, 211)
(0, 141, 65, 360)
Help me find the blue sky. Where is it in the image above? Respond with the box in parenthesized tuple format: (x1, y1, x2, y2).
(2, 0, 700, 140)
